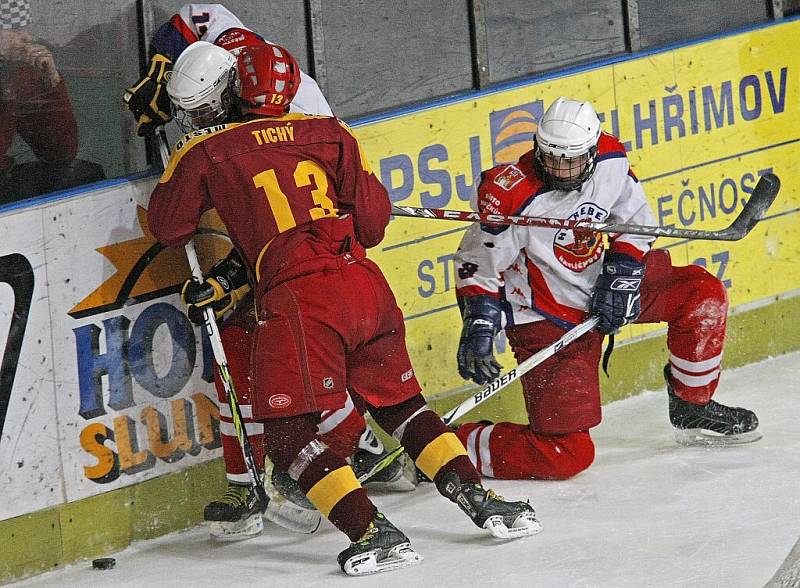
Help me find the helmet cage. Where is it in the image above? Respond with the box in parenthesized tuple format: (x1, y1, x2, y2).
(534, 141, 598, 192)
(166, 41, 238, 132)
(534, 97, 601, 192)
(171, 68, 237, 132)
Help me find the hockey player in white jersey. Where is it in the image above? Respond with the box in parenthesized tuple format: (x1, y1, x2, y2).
(453, 96, 760, 480)
(122, 3, 416, 541)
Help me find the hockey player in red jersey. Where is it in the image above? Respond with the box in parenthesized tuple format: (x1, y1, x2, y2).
(147, 41, 540, 575)
(183, 260, 417, 540)
(453, 97, 760, 481)
(123, 4, 414, 540)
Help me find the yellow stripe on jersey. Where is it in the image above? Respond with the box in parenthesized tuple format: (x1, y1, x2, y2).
(305, 465, 362, 517)
(159, 123, 232, 184)
(254, 237, 275, 283)
(415, 432, 468, 482)
(337, 120, 374, 174)
(158, 113, 331, 184)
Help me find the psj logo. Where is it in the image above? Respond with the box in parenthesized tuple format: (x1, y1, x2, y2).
(489, 99, 544, 166)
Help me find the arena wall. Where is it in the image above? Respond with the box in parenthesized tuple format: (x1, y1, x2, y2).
(2, 19, 799, 583)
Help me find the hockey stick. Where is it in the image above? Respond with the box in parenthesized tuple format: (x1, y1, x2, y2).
(155, 130, 269, 511)
(393, 173, 780, 242)
(441, 316, 600, 426)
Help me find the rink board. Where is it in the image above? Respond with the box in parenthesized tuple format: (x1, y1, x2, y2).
(356, 19, 800, 393)
(2, 17, 800, 583)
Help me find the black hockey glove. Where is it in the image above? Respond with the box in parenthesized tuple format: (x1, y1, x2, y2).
(123, 53, 173, 137)
(589, 254, 644, 335)
(181, 250, 251, 325)
(457, 295, 503, 385)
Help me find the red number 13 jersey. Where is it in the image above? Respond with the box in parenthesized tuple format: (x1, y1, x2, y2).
(148, 114, 391, 285)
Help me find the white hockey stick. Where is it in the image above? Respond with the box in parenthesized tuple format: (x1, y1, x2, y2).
(441, 316, 600, 426)
(393, 173, 780, 242)
(155, 131, 269, 511)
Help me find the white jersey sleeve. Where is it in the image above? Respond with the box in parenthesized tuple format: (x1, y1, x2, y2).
(455, 222, 524, 298)
(291, 72, 334, 117)
(176, 4, 250, 41)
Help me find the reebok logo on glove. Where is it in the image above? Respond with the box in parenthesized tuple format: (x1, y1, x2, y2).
(610, 278, 641, 291)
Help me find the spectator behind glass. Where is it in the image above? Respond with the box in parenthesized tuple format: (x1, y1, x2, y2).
(0, 0, 103, 206)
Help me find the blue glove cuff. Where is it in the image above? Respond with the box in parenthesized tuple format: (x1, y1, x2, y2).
(462, 295, 502, 335)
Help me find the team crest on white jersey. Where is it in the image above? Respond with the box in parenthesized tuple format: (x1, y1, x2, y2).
(553, 202, 607, 272)
(493, 165, 525, 190)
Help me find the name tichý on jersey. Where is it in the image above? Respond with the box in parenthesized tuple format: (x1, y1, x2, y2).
(553, 202, 608, 272)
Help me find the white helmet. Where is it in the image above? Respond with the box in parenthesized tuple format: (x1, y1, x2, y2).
(167, 41, 238, 132)
(535, 97, 601, 191)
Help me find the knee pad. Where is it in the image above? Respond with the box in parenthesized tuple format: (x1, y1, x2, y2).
(545, 431, 595, 480)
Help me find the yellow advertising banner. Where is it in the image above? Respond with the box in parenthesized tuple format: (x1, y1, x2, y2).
(352, 20, 800, 394)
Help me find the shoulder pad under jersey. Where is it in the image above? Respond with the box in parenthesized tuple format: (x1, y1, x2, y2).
(478, 152, 546, 216)
(596, 131, 628, 158)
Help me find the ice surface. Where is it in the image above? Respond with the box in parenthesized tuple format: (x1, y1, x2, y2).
(13, 351, 800, 587)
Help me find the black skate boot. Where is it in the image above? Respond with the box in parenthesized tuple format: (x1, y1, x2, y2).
(351, 427, 417, 491)
(665, 364, 761, 446)
(337, 512, 422, 576)
(203, 481, 265, 541)
(436, 471, 542, 539)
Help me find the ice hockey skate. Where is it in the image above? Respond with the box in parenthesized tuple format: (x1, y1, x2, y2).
(263, 458, 322, 534)
(436, 471, 542, 539)
(203, 481, 265, 541)
(665, 364, 762, 446)
(352, 427, 418, 492)
(337, 512, 423, 576)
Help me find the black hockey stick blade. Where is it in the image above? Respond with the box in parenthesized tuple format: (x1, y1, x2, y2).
(722, 172, 780, 240)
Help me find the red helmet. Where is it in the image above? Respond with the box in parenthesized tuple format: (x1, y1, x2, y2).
(235, 43, 301, 117)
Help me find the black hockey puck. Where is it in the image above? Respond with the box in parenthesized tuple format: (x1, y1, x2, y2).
(92, 557, 116, 570)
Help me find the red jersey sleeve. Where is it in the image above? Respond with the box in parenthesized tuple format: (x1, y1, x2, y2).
(335, 121, 390, 248)
(147, 137, 213, 247)
(14, 73, 77, 164)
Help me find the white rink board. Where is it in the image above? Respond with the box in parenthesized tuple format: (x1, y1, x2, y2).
(0, 208, 62, 520)
(0, 178, 223, 521)
(45, 182, 221, 503)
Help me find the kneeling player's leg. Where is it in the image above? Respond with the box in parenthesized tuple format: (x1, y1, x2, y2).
(638, 249, 759, 443)
(368, 393, 541, 538)
(456, 320, 602, 480)
(456, 423, 595, 480)
(640, 250, 727, 404)
(316, 392, 415, 490)
(317, 393, 364, 457)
